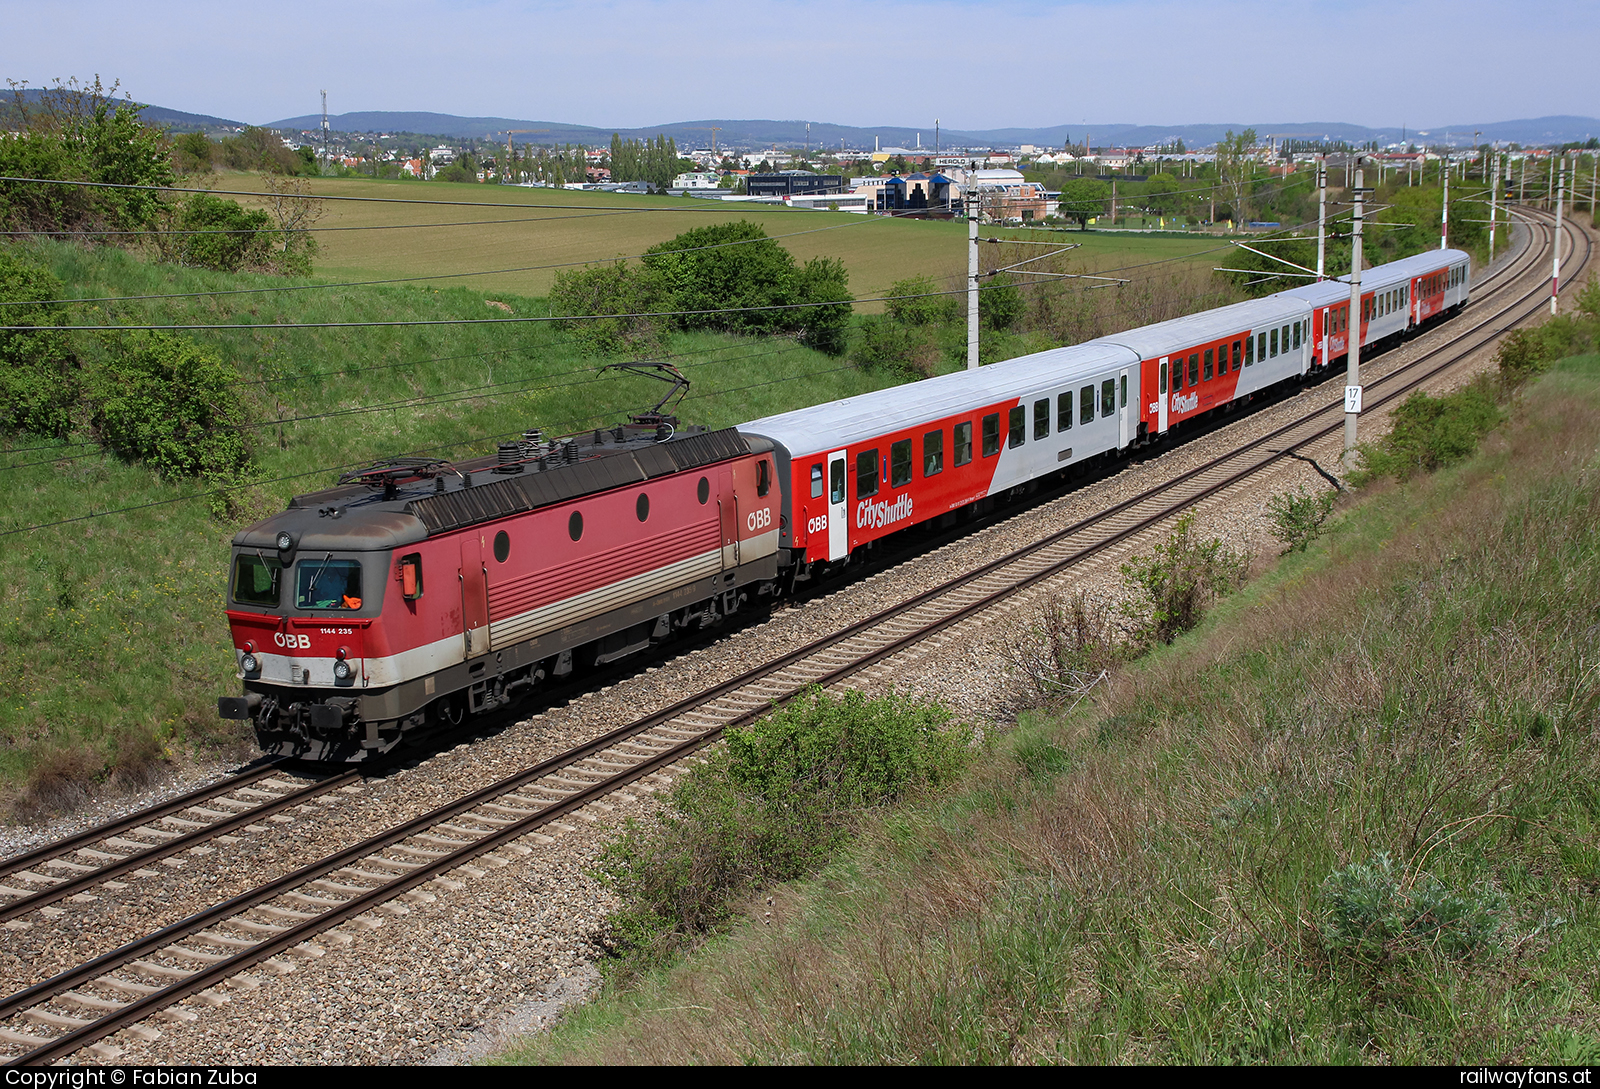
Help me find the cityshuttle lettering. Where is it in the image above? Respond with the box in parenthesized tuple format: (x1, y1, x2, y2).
(856, 493, 913, 530)
(1170, 391, 1199, 413)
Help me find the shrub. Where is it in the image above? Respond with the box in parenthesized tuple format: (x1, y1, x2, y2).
(641, 220, 798, 335)
(596, 688, 968, 970)
(1119, 513, 1249, 646)
(1356, 376, 1502, 482)
(154, 192, 274, 272)
(84, 331, 251, 480)
(548, 260, 669, 357)
(1007, 590, 1123, 708)
(981, 272, 1026, 331)
(0, 249, 76, 436)
(1320, 853, 1505, 962)
(885, 274, 960, 327)
(1266, 486, 1337, 553)
(793, 255, 852, 356)
(850, 314, 939, 377)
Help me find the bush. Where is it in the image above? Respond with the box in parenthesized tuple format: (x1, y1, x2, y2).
(1321, 853, 1505, 962)
(596, 688, 968, 970)
(1119, 513, 1249, 646)
(1356, 376, 1502, 482)
(1266, 486, 1337, 553)
(981, 272, 1026, 331)
(886, 274, 960, 327)
(154, 193, 274, 272)
(850, 314, 940, 377)
(793, 255, 852, 356)
(1007, 590, 1123, 708)
(0, 249, 76, 436)
(548, 260, 669, 357)
(641, 220, 799, 335)
(84, 331, 251, 480)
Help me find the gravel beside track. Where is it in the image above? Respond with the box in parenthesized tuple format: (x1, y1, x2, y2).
(7, 210, 1580, 1065)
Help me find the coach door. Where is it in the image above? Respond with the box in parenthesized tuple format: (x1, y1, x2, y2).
(826, 449, 848, 561)
(1157, 357, 1169, 435)
(1119, 367, 1131, 448)
(460, 531, 489, 659)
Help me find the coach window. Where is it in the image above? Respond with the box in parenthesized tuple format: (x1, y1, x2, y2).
(890, 439, 913, 488)
(1008, 406, 1025, 449)
(1172, 359, 1183, 390)
(954, 421, 973, 466)
(1204, 348, 1214, 381)
(1120, 374, 1128, 407)
(857, 449, 879, 498)
(1034, 398, 1049, 441)
(923, 429, 944, 476)
(233, 553, 282, 607)
(1100, 379, 1115, 418)
(1257, 330, 1267, 359)
(1292, 321, 1301, 350)
(830, 459, 845, 503)
(982, 413, 1001, 457)
(1079, 385, 1095, 425)
(1058, 392, 1073, 431)
(1232, 340, 1242, 370)
(810, 463, 824, 499)
(1244, 335, 1254, 366)
(1269, 328, 1278, 357)
(1281, 324, 1290, 351)
(1188, 353, 1199, 386)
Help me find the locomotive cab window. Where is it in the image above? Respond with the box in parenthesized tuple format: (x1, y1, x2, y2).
(923, 429, 944, 476)
(1007, 406, 1025, 449)
(399, 553, 423, 600)
(954, 421, 973, 466)
(233, 553, 283, 607)
(757, 459, 771, 497)
(857, 449, 879, 498)
(890, 439, 913, 488)
(810, 463, 824, 499)
(982, 413, 1000, 457)
(296, 557, 362, 611)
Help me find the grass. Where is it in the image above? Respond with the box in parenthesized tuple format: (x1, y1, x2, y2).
(492, 354, 1600, 1065)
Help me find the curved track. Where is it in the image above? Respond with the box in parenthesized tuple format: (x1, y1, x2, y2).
(2, 206, 1585, 1064)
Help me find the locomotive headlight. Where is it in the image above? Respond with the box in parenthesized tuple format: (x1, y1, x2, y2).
(333, 660, 353, 681)
(275, 531, 294, 552)
(240, 653, 260, 674)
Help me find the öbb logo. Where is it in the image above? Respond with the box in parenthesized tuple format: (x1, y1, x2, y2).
(746, 508, 773, 532)
(806, 514, 828, 535)
(273, 632, 312, 650)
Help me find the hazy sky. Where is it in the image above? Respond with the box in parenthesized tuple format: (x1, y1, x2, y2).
(11, 1, 1597, 130)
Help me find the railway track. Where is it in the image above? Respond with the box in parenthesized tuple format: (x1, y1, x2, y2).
(1, 206, 1583, 1064)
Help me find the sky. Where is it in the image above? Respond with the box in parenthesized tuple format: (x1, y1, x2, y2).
(9, 0, 1598, 131)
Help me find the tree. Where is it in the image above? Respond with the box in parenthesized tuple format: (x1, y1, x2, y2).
(153, 193, 274, 272)
(1057, 178, 1110, 229)
(1142, 173, 1183, 216)
(793, 256, 853, 356)
(886, 275, 960, 327)
(549, 261, 669, 357)
(1215, 128, 1258, 225)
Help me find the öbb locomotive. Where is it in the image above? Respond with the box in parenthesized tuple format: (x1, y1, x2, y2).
(220, 247, 1473, 760)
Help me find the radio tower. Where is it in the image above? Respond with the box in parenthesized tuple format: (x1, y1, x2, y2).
(320, 90, 330, 174)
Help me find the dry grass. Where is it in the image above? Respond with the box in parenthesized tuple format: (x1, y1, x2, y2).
(496, 355, 1600, 1066)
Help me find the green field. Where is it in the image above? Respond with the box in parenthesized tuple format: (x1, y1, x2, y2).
(218, 175, 1227, 307)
